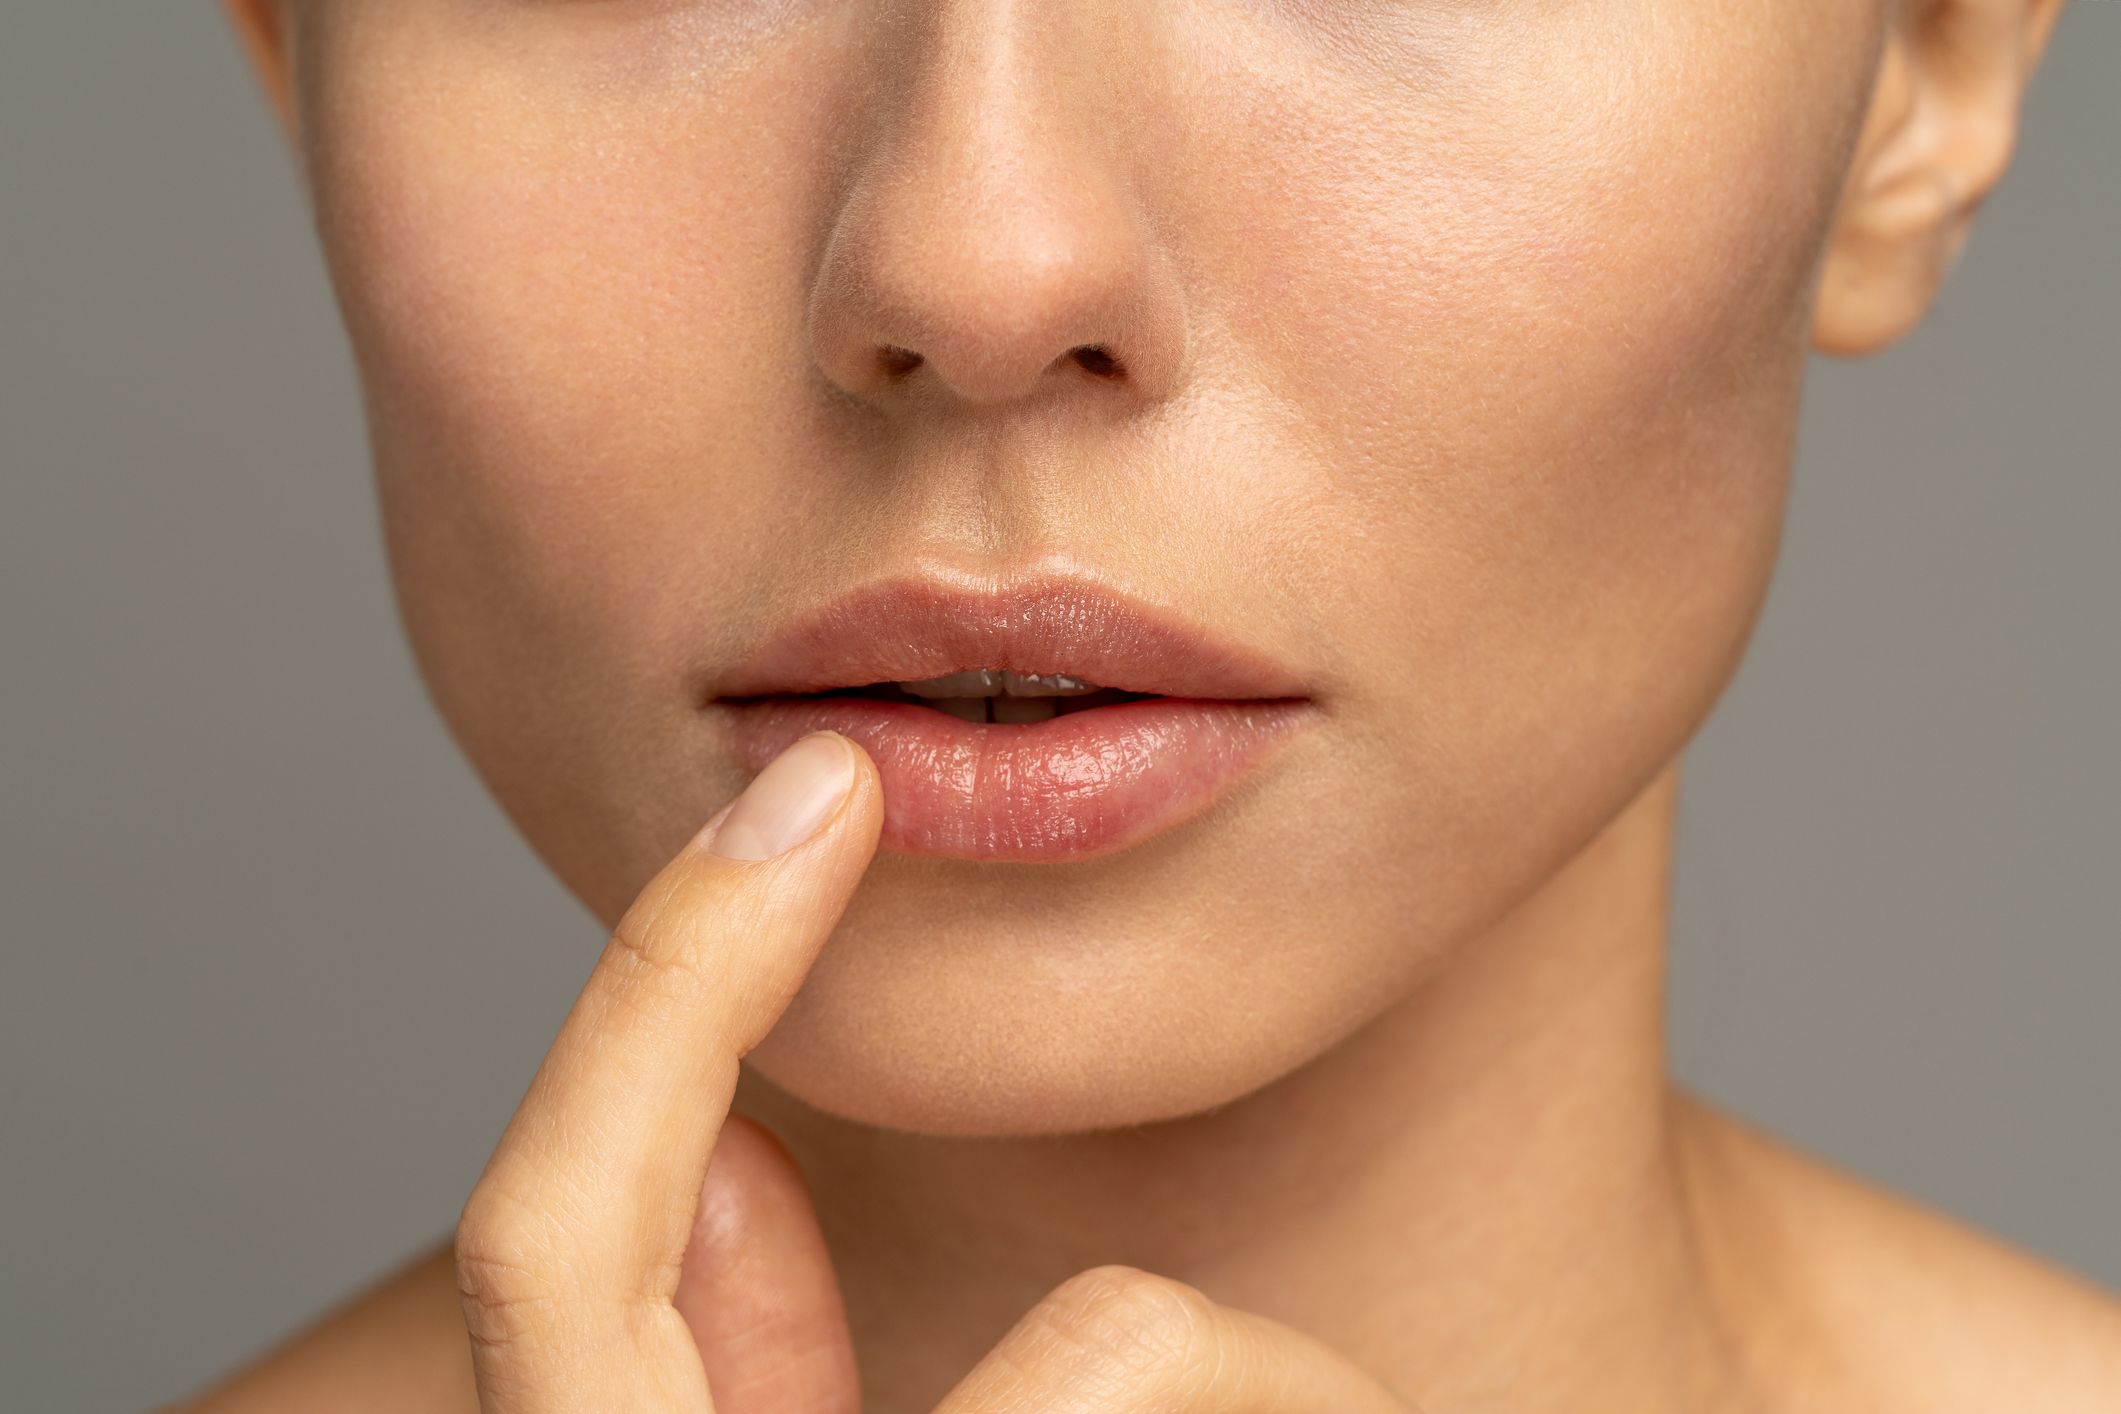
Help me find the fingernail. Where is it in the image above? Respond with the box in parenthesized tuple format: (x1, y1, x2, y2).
(707, 732, 857, 861)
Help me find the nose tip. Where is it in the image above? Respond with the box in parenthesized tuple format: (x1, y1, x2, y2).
(808, 183, 1189, 412)
(802, 28, 1189, 416)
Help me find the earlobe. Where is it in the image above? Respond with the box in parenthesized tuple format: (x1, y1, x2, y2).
(219, 0, 301, 149)
(1810, 0, 2070, 357)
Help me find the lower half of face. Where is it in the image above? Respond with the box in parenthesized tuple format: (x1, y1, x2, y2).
(298, 0, 1884, 1134)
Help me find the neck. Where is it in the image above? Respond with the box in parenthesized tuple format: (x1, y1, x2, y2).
(733, 758, 1754, 1412)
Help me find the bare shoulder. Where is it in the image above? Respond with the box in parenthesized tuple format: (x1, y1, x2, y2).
(164, 1238, 475, 1414)
(1675, 1088, 2121, 1412)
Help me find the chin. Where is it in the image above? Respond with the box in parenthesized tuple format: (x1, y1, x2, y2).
(742, 989, 1334, 1140)
(734, 826, 1392, 1139)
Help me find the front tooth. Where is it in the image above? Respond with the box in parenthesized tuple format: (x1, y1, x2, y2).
(999, 671, 1099, 696)
(897, 669, 1001, 698)
(894, 668, 1102, 697)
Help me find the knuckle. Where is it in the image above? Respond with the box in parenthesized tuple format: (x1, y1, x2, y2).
(601, 909, 715, 1007)
(1016, 1264, 1216, 1391)
(453, 1179, 575, 1351)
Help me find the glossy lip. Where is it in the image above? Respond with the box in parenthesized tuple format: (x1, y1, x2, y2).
(711, 574, 1311, 701)
(703, 574, 1318, 862)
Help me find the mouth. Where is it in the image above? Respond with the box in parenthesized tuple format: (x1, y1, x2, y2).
(705, 574, 1317, 862)
(754, 670, 1149, 724)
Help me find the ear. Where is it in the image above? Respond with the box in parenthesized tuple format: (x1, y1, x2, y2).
(219, 0, 301, 149)
(1811, 0, 2069, 356)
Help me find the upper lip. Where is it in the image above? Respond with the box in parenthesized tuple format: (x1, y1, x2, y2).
(710, 572, 1309, 702)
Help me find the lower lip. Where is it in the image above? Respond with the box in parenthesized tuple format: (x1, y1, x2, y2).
(715, 696, 1316, 861)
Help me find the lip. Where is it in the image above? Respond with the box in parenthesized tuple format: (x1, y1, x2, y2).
(704, 574, 1317, 861)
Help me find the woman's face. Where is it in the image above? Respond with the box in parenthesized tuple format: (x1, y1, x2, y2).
(286, 0, 1884, 1134)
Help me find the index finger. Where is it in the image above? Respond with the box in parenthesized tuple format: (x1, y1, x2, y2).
(454, 730, 882, 1413)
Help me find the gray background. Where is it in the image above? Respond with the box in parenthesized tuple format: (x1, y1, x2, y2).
(3, 7, 2114, 1410)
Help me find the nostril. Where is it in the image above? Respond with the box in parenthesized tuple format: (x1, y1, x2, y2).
(879, 344, 924, 378)
(1073, 344, 1121, 378)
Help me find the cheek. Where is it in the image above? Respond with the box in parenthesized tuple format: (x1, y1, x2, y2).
(1175, 4, 1873, 802)
(296, 16, 869, 904)
(1187, 4, 1861, 502)
(300, 17, 858, 770)
(1108, 4, 1888, 959)
(311, 64, 770, 574)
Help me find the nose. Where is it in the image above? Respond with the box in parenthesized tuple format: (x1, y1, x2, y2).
(805, 6, 1190, 417)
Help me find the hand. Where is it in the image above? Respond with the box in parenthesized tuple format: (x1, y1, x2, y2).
(454, 727, 1418, 1412)
(453, 729, 881, 1412)
(928, 1265, 1420, 1411)
(684, 1141, 1424, 1412)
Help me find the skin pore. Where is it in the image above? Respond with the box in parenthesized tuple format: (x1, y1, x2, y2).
(191, 0, 2119, 1410)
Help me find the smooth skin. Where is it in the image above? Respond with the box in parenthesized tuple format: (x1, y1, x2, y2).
(181, 0, 2120, 1410)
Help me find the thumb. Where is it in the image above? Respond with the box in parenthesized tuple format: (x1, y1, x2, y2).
(677, 1113, 861, 1414)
